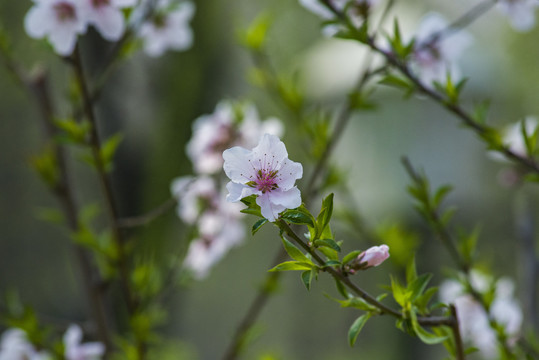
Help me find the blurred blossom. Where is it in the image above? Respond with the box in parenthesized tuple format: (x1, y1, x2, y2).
(223, 134, 303, 222)
(80, 0, 137, 41)
(63, 324, 105, 360)
(170, 176, 219, 224)
(187, 101, 283, 175)
(139, 0, 195, 57)
(183, 212, 245, 279)
(359, 244, 390, 267)
(0, 328, 50, 360)
(24, 0, 87, 56)
(299, 0, 378, 36)
(439, 271, 522, 359)
(497, 0, 539, 32)
(411, 13, 472, 85)
(488, 116, 538, 168)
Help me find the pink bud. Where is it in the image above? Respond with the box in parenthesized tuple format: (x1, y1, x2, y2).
(360, 245, 390, 267)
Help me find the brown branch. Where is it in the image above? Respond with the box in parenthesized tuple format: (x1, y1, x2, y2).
(29, 71, 113, 352)
(71, 44, 136, 317)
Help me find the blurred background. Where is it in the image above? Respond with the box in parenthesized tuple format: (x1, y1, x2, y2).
(1, 0, 539, 359)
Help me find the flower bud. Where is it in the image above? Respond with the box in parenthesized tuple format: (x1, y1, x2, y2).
(358, 245, 390, 268)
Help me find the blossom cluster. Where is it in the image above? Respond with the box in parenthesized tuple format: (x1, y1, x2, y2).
(440, 271, 523, 359)
(171, 101, 283, 279)
(24, 0, 195, 57)
(299, 0, 538, 87)
(0, 325, 104, 360)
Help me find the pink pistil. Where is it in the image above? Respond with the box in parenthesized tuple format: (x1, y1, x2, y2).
(255, 169, 278, 193)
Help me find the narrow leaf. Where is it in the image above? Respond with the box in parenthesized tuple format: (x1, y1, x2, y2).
(268, 261, 314, 272)
(348, 313, 371, 346)
(252, 218, 268, 235)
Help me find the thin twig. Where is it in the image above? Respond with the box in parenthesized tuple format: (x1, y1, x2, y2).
(71, 44, 136, 316)
(117, 198, 177, 229)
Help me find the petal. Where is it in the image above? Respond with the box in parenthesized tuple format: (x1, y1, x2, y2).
(276, 158, 302, 190)
(223, 146, 255, 183)
(63, 325, 82, 350)
(24, 5, 52, 38)
(80, 342, 105, 357)
(49, 23, 79, 55)
(256, 192, 286, 222)
(269, 187, 301, 209)
(225, 182, 258, 202)
(168, 27, 193, 50)
(91, 7, 125, 40)
(251, 134, 288, 167)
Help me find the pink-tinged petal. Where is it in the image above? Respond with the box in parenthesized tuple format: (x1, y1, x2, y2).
(24, 5, 52, 38)
(226, 182, 258, 202)
(276, 158, 302, 190)
(170, 176, 194, 198)
(360, 245, 389, 267)
(251, 134, 288, 166)
(91, 7, 125, 40)
(256, 192, 286, 222)
(269, 187, 301, 209)
(223, 146, 255, 183)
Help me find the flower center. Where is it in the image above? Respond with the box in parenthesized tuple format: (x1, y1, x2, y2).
(254, 169, 279, 194)
(54, 2, 76, 21)
(92, 0, 110, 7)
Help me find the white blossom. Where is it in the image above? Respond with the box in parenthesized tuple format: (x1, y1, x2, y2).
(497, 0, 539, 32)
(439, 272, 522, 359)
(24, 0, 87, 56)
(0, 328, 50, 360)
(411, 13, 472, 85)
(186, 101, 283, 175)
(80, 0, 137, 41)
(64, 325, 105, 360)
(299, 0, 378, 36)
(223, 134, 303, 222)
(139, 0, 195, 57)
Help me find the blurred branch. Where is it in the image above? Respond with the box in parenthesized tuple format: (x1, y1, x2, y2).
(117, 197, 177, 229)
(71, 44, 137, 316)
(29, 72, 113, 352)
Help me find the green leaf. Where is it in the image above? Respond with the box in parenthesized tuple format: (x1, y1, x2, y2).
(334, 279, 351, 299)
(317, 193, 334, 232)
(313, 238, 341, 252)
(252, 218, 268, 235)
(391, 276, 408, 307)
(268, 261, 314, 272)
(416, 287, 438, 313)
(348, 313, 372, 346)
(336, 297, 377, 312)
(379, 74, 415, 93)
(240, 195, 263, 218)
(281, 209, 315, 227)
(409, 273, 433, 302)
(410, 310, 448, 344)
(280, 236, 311, 263)
(100, 133, 123, 172)
(301, 270, 315, 291)
(323, 260, 341, 268)
(405, 256, 417, 285)
(241, 12, 272, 51)
(433, 185, 452, 208)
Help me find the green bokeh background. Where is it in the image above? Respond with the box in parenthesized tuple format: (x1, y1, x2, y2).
(1, 0, 538, 359)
